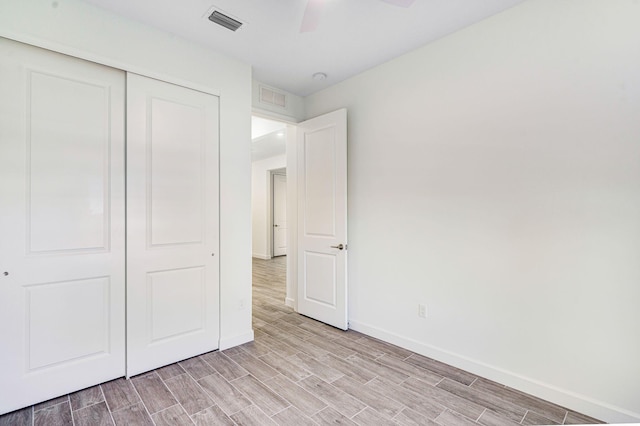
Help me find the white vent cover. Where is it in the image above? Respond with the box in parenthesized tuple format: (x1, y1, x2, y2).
(259, 86, 287, 109)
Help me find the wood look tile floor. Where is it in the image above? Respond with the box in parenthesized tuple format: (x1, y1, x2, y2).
(1, 256, 604, 426)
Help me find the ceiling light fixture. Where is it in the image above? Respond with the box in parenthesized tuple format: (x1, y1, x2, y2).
(312, 72, 327, 81)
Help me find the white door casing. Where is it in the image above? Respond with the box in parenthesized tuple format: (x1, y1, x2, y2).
(0, 39, 126, 414)
(273, 173, 288, 257)
(126, 73, 220, 377)
(296, 109, 348, 330)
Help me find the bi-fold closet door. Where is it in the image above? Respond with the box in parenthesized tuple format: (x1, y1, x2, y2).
(0, 38, 220, 415)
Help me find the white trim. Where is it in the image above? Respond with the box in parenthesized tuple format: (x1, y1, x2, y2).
(252, 107, 300, 124)
(0, 32, 222, 97)
(252, 253, 271, 260)
(219, 330, 254, 351)
(285, 297, 295, 309)
(348, 319, 640, 424)
(252, 104, 302, 123)
(285, 125, 298, 315)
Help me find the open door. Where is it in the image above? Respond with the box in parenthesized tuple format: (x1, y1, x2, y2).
(296, 109, 348, 330)
(273, 173, 288, 257)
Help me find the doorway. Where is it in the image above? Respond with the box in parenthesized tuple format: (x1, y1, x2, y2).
(250, 109, 348, 328)
(251, 115, 290, 313)
(251, 116, 287, 260)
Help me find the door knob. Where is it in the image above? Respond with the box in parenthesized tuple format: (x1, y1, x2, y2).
(331, 244, 345, 250)
(274, 224, 279, 227)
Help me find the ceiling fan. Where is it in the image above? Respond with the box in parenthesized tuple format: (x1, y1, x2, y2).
(300, 0, 416, 32)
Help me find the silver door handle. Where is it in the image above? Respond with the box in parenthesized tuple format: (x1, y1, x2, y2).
(331, 244, 345, 250)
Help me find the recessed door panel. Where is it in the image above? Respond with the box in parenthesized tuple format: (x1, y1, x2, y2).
(149, 98, 205, 247)
(27, 277, 110, 370)
(304, 128, 336, 237)
(0, 38, 125, 415)
(304, 252, 336, 306)
(28, 71, 110, 253)
(148, 267, 205, 342)
(127, 73, 219, 377)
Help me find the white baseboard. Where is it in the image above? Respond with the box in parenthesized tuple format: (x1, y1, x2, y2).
(285, 297, 295, 308)
(348, 319, 640, 424)
(252, 253, 270, 260)
(219, 330, 254, 351)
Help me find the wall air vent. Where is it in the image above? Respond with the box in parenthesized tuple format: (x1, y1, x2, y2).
(259, 86, 287, 109)
(208, 10, 243, 31)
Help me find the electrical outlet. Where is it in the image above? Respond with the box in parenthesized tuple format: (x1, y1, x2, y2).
(418, 304, 427, 319)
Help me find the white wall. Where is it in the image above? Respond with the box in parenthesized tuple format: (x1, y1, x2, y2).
(304, 0, 640, 422)
(252, 155, 287, 259)
(0, 0, 254, 349)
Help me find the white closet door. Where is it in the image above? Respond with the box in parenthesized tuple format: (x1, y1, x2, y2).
(0, 39, 125, 414)
(126, 73, 220, 377)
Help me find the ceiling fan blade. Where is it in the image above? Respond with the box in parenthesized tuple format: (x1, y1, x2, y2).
(380, 0, 416, 7)
(300, 0, 325, 33)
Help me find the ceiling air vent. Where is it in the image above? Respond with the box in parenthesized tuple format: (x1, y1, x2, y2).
(260, 86, 287, 109)
(208, 10, 243, 31)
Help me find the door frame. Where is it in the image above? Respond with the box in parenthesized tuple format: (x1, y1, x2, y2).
(284, 123, 299, 309)
(252, 109, 346, 316)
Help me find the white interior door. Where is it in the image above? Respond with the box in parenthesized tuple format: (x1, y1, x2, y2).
(273, 173, 288, 257)
(126, 74, 220, 376)
(0, 39, 125, 414)
(297, 109, 348, 330)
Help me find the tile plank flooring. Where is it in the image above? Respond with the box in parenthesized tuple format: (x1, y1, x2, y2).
(0, 257, 604, 426)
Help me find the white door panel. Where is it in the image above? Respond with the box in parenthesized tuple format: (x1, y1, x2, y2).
(0, 38, 125, 414)
(297, 109, 348, 330)
(273, 174, 288, 256)
(126, 73, 220, 377)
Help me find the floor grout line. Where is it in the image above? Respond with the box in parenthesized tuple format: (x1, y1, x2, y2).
(69, 401, 76, 426)
(349, 406, 368, 419)
(34, 402, 60, 414)
(99, 385, 117, 426)
(155, 380, 198, 426)
(477, 408, 487, 422)
(128, 373, 159, 426)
